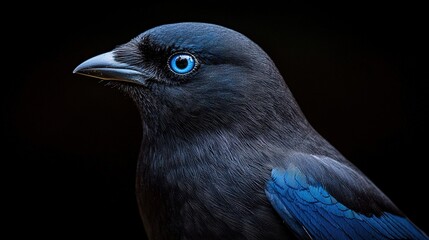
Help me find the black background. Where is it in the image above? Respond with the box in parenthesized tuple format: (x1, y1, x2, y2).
(4, 2, 427, 238)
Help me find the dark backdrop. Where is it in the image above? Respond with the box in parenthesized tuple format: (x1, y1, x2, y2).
(4, 2, 427, 238)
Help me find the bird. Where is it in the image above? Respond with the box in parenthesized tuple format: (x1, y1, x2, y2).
(74, 22, 428, 240)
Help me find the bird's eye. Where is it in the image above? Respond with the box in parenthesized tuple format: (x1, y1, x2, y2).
(168, 53, 197, 75)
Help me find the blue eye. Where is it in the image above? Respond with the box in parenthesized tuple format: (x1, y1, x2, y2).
(168, 53, 196, 75)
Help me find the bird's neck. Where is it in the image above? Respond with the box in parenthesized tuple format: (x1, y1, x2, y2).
(136, 115, 312, 182)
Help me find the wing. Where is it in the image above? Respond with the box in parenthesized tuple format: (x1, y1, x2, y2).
(265, 153, 428, 240)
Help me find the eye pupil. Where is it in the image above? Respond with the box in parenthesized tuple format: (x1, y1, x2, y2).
(169, 53, 197, 74)
(175, 56, 189, 69)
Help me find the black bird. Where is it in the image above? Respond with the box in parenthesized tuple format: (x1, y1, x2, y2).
(74, 22, 428, 239)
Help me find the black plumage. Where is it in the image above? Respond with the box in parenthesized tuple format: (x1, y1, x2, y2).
(74, 22, 428, 239)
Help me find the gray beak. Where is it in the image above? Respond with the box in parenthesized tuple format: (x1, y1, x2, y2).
(73, 51, 148, 86)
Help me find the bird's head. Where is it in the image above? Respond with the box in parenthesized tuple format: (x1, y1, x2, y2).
(74, 22, 304, 138)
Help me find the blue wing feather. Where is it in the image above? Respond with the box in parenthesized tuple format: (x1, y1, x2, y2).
(266, 161, 428, 240)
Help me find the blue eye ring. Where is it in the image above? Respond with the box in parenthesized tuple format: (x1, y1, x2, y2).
(168, 53, 197, 75)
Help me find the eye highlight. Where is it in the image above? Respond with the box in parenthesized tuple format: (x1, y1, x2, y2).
(168, 53, 197, 75)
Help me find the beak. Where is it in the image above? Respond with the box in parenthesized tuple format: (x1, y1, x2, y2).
(73, 51, 148, 86)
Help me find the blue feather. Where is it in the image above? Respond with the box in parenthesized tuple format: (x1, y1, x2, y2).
(266, 166, 429, 239)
